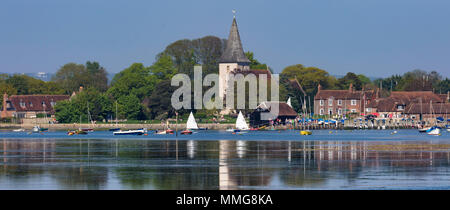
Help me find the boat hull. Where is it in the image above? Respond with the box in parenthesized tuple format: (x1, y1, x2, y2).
(300, 130, 312, 135)
(113, 130, 145, 135)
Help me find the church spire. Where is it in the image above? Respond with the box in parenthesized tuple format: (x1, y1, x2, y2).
(219, 16, 250, 64)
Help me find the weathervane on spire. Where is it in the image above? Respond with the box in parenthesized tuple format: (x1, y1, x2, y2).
(232, 9, 236, 18)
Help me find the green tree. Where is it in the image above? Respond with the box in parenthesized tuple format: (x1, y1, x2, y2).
(108, 63, 156, 101)
(143, 80, 177, 120)
(149, 54, 178, 81)
(117, 94, 145, 120)
(52, 61, 108, 94)
(54, 88, 112, 123)
(337, 72, 363, 90)
(245, 51, 269, 70)
(280, 64, 336, 113)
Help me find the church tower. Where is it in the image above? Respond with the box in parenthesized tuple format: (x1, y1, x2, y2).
(218, 16, 250, 99)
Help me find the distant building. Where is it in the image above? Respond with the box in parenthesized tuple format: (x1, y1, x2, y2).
(366, 91, 447, 121)
(313, 84, 378, 117)
(1, 93, 70, 119)
(249, 101, 298, 127)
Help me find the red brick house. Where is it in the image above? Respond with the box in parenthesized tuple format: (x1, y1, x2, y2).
(313, 84, 378, 117)
(1, 93, 70, 119)
(366, 91, 447, 121)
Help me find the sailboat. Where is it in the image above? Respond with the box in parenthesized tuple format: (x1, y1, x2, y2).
(80, 102, 94, 132)
(227, 111, 249, 132)
(426, 100, 441, 136)
(186, 112, 207, 130)
(287, 97, 292, 108)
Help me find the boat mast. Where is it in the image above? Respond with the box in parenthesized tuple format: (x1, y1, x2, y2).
(115, 101, 118, 127)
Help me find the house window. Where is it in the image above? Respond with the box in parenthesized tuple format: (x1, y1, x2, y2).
(319, 108, 324, 115)
(320, 100, 324, 106)
(366, 108, 372, 112)
(328, 109, 333, 115)
(338, 109, 342, 115)
(351, 100, 357, 105)
(328, 98, 333, 106)
(42, 101, 46, 107)
(337, 99, 342, 105)
(397, 105, 404, 110)
(50, 101, 56, 107)
(20, 101, 26, 108)
(29, 102, 33, 107)
(351, 109, 356, 113)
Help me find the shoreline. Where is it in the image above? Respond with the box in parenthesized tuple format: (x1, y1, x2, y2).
(0, 123, 421, 131)
(0, 123, 236, 131)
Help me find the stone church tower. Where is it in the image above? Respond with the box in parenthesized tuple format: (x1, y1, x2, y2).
(218, 17, 251, 99)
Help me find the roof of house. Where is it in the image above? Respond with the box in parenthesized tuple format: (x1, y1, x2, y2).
(315, 90, 371, 100)
(6, 95, 70, 113)
(405, 102, 450, 114)
(219, 18, 251, 64)
(389, 91, 443, 103)
(366, 98, 400, 112)
(256, 101, 298, 117)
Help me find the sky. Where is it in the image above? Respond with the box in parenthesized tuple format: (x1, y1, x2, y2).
(0, 0, 449, 78)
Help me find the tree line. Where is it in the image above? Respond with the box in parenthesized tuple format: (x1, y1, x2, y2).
(1, 35, 448, 122)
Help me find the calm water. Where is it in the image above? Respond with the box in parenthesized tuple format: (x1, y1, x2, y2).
(0, 129, 450, 190)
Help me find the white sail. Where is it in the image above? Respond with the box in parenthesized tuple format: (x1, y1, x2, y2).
(236, 111, 249, 130)
(287, 97, 292, 108)
(186, 112, 199, 129)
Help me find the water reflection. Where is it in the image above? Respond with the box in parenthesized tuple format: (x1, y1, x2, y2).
(1, 138, 450, 189)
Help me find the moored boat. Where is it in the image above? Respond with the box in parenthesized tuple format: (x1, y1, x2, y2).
(32, 125, 40, 133)
(427, 126, 441, 136)
(226, 111, 249, 132)
(113, 129, 145, 135)
(181, 130, 193, 135)
(300, 130, 312, 135)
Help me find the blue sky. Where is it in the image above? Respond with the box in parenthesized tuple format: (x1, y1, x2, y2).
(1, 0, 449, 78)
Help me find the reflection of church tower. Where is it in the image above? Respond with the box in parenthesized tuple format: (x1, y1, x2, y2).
(219, 140, 237, 190)
(218, 17, 250, 99)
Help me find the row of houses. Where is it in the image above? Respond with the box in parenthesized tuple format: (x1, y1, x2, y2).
(313, 84, 449, 121)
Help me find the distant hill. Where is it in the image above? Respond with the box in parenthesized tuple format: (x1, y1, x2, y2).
(1, 72, 117, 84)
(0, 72, 54, 82)
(332, 74, 381, 81)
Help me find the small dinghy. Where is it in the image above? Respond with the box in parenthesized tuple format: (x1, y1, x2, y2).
(32, 125, 40, 133)
(227, 111, 249, 132)
(186, 112, 207, 130)
(300, 130, 312, 135)
(13, 128, 25, 132)
(180, 130, 193, 135)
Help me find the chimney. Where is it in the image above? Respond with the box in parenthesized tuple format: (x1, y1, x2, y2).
(349, 83, 353, 92)
(318, 83, 322, 92)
